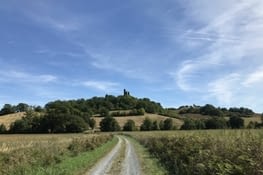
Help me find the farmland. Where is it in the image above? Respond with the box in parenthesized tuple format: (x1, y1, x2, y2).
(0, 134, 115, 175)
(126, 130, 263, 175)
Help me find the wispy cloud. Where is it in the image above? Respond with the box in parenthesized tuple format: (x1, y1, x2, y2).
(166, 0, 263, 111)
(82, 80, 120, 92)
(21, 1, 83, 33)
(208, 73, 241, 105)
(0, 70, 57, 84)
(242, 66, 263, 87)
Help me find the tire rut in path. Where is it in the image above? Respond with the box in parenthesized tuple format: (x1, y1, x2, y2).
(120, 137, 141, 175)
(86, 136, 141, 175)
(86, 136, 123, 175)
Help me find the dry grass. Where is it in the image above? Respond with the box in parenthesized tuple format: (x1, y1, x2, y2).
(0, 133, 101, 153)
(94, 113, 184, 129)
(243, 115, 262, 126)
(0, 112, 25, 129)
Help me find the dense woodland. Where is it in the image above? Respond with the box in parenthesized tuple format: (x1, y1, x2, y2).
(0, 90, 262, 133)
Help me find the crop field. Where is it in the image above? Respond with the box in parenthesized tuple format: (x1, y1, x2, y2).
(126, 130, 263, 175)
(0, 133, 114, 175)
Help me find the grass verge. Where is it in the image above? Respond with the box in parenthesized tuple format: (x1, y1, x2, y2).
(126, 135, 168, 175)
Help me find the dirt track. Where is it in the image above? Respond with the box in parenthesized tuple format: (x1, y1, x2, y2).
(86, 136, 141, 175)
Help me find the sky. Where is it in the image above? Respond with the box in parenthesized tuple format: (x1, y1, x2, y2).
(0, 0, 263, 112)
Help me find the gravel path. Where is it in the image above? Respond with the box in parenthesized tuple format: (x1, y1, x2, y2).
(86, 136, 141, 175)
(86, 136, 123, 175)
(120, 138, 141, 175)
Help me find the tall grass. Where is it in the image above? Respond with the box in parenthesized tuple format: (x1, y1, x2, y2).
(0, 134, 113, 175)
(128, 130, 263, 175)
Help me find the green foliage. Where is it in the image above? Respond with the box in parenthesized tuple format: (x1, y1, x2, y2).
(163, 118, 174, 130)
(16, 103, 29, 112)
(68, 135, 112, 155)
(200, 104, 223, 116)
(99, 116, 121, 132)
(181, 119, 197, 130)
(178, 105, 254, 118)
(0, 124, 7, 133)
(89, 118, 96, 130)
(152, 120, 160, 130)
(140, 117, 153, 131)
(0, 104, 15, 115)
(111, 108, 145, 117)
(205, 117, 227, 129)
(229, 116, 244, 129)
(99, 107, 109, 117)
(228, 107, 254, 117)
(123, 119, 136, 131)
(134, 131, 263, 175)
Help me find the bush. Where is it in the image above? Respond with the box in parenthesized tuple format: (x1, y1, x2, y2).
(205, 117, 227, 129)
(100, 116, 120, 132)
(140, 117, 153, 131)
(229, 116, 244, 129)
(152, 120, 160, 130)
(162, 118, 174, 130)
(0, 124, 7, 133)
(123, 119, 136, 131)
(181, 119, 197, 130)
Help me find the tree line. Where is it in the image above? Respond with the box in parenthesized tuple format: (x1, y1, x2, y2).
(99, 116, 176, 132)
(0, 91, 261, 133)
(178, 104, 254, 117)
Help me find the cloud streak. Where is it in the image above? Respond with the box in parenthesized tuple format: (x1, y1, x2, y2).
(82, 80, 120, 92)
(0, 70, 57, 84)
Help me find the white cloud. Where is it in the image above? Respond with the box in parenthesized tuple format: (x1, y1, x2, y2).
(208, 73, 241, 105)
(242, 66, 263, 87)
(167, 0, 263, 112)
(0, 70, 57, 84)
(82, 80, 120, 92)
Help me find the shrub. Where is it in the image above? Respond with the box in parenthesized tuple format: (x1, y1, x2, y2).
(140, 117, 153, 131)
(100, 116, 120, 132)
(123, 119, 136, 131)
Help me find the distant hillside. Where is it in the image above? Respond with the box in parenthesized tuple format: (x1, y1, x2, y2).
(93, 113, 184, 130)
(0, 112, 25, 129)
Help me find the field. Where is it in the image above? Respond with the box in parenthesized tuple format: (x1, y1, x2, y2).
(93, 113, 184, 129)
(0, 112, 25, 129)
(0, 133, 115, 175)
(126, 130, 263, 175)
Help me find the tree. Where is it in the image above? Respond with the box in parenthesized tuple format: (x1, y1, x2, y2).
(65, 117, 88, 133)
(140, 117, 153, 131)
(181, 119, 196, 130)
(205, 117, 227, 129)
(195, 120, 206, 129)
(16, 103, 29, 112)
(100, 116, 120, 132)
(163, 118, 174, 130)
(200, 104, 222, 116)
(9, 119, 31, 133)
(159, 120, 164, 130)
(89, 118, 96, 130)
(0, 104, 15, 115)
(229, 116, 244, 129)
(99, 107, 109, 117)
(123, 119, 136, 131)
(0, 124, 6, 133)
(152, 120, 160, 130)
(34, 106, 44, 112)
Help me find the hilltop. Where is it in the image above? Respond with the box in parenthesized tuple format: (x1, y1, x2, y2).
(0, 90, 262, 133)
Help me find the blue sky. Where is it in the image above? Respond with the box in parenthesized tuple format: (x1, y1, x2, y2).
(1, 0, 263, 112)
